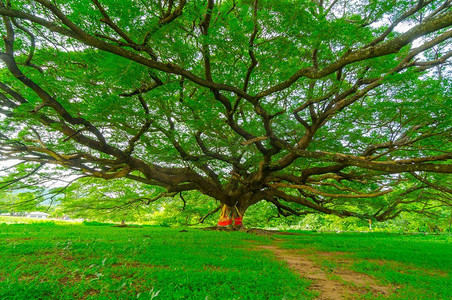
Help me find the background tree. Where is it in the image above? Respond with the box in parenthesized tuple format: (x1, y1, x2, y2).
(0, 0, 451, 226)
(60, 178, 219, 226)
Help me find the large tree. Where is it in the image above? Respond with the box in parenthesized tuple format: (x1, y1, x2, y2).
(0, 0, 451, 225)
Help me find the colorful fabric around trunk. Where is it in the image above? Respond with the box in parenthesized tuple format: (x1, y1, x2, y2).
(233, 206, 243, 226)
(218, 205, 243, 227)
(218, 205, 232, 226)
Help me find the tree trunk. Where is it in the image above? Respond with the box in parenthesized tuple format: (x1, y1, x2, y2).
(217, 200, 251, 229)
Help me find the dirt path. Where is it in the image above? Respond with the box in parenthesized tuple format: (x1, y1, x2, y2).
(256, 244, 393, 299)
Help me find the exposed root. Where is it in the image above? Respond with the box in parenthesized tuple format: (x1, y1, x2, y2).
(202, 226, 301, 235)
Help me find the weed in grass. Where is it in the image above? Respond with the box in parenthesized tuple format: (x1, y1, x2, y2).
(319, 259, 338, 273)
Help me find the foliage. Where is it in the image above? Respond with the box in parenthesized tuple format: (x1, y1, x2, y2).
(58, 177, 220, 226)
(281, 211, 452, 233)
(0, 0, 450, 223)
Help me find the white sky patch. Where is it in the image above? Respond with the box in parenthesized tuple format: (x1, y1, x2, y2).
(0, 159, 22, 173)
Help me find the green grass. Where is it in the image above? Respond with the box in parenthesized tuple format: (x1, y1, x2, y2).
(0, 221, 312, 299)
(279, 231, 451, 299)
(0, 219, 450, 300)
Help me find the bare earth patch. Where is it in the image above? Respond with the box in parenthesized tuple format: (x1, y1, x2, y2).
(5, 237, 37, 242)
(256, 244, 393, 299)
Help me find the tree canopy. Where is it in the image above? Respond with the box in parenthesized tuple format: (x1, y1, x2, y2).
(0, 0, 451, 224)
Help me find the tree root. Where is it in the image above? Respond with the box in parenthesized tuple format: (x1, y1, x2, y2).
(201, 226, 300, 235)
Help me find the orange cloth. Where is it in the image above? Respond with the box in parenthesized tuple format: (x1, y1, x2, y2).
(218, 205, 232, 226)
(218, 205, 243, 226)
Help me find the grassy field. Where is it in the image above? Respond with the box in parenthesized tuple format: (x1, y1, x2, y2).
(0, 218, 450, 299)
(280, 232, 451, 299)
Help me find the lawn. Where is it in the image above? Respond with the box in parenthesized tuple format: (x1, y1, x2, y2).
(0, 219, 450, 299)
(280, 231, 452, 299)
(0, 221, 311, 299)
